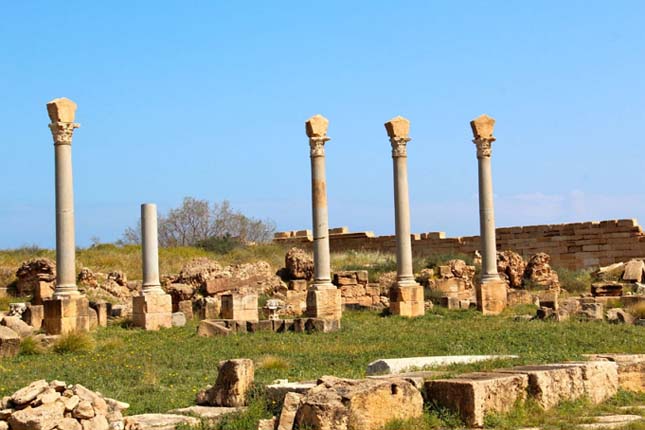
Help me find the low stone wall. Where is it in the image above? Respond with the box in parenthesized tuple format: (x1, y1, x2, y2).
(274, 219, 645, 270)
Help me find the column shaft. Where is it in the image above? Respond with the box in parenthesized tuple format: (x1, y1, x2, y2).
(54, 140, 78, 296)
(392, 155, 415, 283)
(310, 153, 332, 285)
(477, 153, 500, 281)
(141, 203, 163, 293)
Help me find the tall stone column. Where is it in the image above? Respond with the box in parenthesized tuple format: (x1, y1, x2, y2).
(304, 115, 341, 327)
(385, 117, 424, 317)
(133, 203, 172, 330)
(471, 114, 506, 315)
(43, 98, 90, 334)
(141, 203, 164, 295)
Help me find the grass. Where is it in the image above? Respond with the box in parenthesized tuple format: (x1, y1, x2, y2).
(52, 332, 96, 354)
(0, 309, 642, 420)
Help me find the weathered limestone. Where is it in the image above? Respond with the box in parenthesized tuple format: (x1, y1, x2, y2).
(44, 98, 90, 335)
(584, 354, 645, 393)
(471, 114, 507, 315)
(133, 204, 172, 330)
(366, 354, 519, 376)
(196, 359, 254, 407)
(305, 115, 342, 323)
(295, 376, 424, 430)
(220, 294, 259, 322)
(385, 116, 424, 317)
(0, 326, 20, 358)
(425, 372, 529, 428)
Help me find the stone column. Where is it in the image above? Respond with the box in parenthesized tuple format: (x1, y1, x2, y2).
(385, 116, 424, 317)
(141, 203, 164, 295)
(133, 203, 172, 330)
(304, 115, 341, 327)
(470, 114, 506, 315)
(43, 98, 90, 334)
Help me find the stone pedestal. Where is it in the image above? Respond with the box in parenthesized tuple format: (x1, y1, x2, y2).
(133, 294, 172, 330)
(43, 296, 90, 335)
(389, 284, 425, 317)
(23, 305, 44, 330)
(476, 280, 507, 316)
(306, 286, 342, 320)
(221, 294, 259, 322)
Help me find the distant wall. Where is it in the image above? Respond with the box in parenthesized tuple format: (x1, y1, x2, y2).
(273, 219, 645, 270)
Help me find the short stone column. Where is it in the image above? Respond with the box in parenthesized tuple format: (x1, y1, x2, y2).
(471, 114, 507, 315)
(133, 203, 172, 330)
(304, 115, 342, 323)
(43, 98, 90, 335)
(385, 116, 424, 317)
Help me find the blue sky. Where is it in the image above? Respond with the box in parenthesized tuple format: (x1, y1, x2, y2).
(2, 1, 644, 248)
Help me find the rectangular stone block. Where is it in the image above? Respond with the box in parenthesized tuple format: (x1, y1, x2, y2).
(389, 284, 424, 317)
(304, 318, 341, 333)
(306, 287, 342, 320)
(439, 296, 461, 310)
(274, 319, 294, 333)
(89, 301, 109, 328)
(43, 296, 91, 335)
(221, 294, 259, 322)
(132, 294, 172, 330)
(23, 304, 44, 330)
(424, 372, 528, 427)
(476, 280, 507, 315)
(584, 354, 645, 393)
(178, 300, 194, 320)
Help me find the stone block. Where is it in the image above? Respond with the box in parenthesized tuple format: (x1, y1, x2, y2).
(207, 359, 254, 407)
(172, 312, 186, 327)
(198, 297, 221, 320)
(178, 300, 194, 320)
(132, 294, 172, 331)
(535, 289, 559, 309)
(366, 355, 519, 376)
(439, 296, 461, 310)
(389, 284, 424, 317)
(0, 326, 20, 358)
(22, 305, 44, 331)
(197, 320, 232, 337)
(584, 355, 643, 393)
(31, 281, 55, 306)
(507, 290, 535, 307)
(579, 302, 604, 320)
(304, 318, 341, 333)
(43, 296, 90, 335)
(124, 414, 199, 429)
(88, 301, 109, 328)
(274, 319, 294, 333)
(424, 372, 529, 427)
(278, 392, 303, 430)
(623, 260, 645, 282)
(306, 287, 342, 320)
(221, 294, 259, 322)
(265, 380, 316, 405)
(476, 280, 507, 315)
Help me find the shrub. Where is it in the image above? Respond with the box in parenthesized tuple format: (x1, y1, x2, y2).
(556, 267, 592, 294)
(256, 355, 289, 371)
(19, 336, 47, 355)
(195, 235, 242, 254)
(53, 332, 95, 354)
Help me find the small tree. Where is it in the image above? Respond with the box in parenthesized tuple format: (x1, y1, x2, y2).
(120, 197, 276, 247)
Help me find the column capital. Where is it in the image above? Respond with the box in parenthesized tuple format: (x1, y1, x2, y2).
(49, 122, 80, 146)
(470, 114, 496, 159)
(385, 116, 411, 158)
(306, 114, 330, 158)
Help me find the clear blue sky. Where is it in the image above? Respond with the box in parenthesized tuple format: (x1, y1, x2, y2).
(2, 1, 644, 249)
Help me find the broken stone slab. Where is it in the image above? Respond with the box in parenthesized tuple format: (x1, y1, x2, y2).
(197, 359, 254, 408)
(295, 376, 423, 430)
(1, 317, 34, 339)
(197, 320, 232, 337)
(123, 413, 200, 430)
(584, 354, 645, 392)
(277, 392, 302, 430)
(591, 282, 624, 297)
(265, 380, 316, 404)
(578, 414, 643, 429)
(623, 260, 645, 283)
(366, 370, 447, 390)
(365, 354, 519, 375)
(424, 372, 529, 428)
(168, 405, 243, 422)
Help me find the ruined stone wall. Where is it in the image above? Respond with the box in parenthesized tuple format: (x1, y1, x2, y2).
(274, 219, 645, 270)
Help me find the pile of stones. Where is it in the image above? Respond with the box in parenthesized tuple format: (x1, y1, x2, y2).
(0, 380, 128, 430)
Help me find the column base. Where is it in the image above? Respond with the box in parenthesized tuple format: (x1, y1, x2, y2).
(306, 285, 342, 320)
(389, 282, 425, 317)
(221, 293, 259, 322)
(43, 296, 91, 335)
(132, 294, 172, 331)
(476, 279, 508, 316)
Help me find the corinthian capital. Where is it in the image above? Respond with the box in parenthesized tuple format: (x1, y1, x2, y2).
(49, 122, 80, 146)
(470, 114, 496, 159)
(306, 114, 330, 157)
(385, 116, 411, 158)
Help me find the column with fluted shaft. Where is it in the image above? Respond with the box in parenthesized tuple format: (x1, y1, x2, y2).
(385, 116, 424, 317)
(304, 115, 342, 327)
(470, 114, 507, 315)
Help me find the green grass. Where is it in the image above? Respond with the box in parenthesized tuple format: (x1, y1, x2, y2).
(556, 266, 593, 295)
(0, 309, 642, 419)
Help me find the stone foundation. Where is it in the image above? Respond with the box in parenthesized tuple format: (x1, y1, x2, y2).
(476, 280, 507, 315)
(389, 284, 424, 317)
(43, 296, 90, 335)
(132, 294, 172, 330)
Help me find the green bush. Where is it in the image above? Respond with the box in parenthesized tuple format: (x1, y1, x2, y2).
(52, 332, 95, 354)
(195, 235, 243, 254)
(556, 267, 592, 294)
